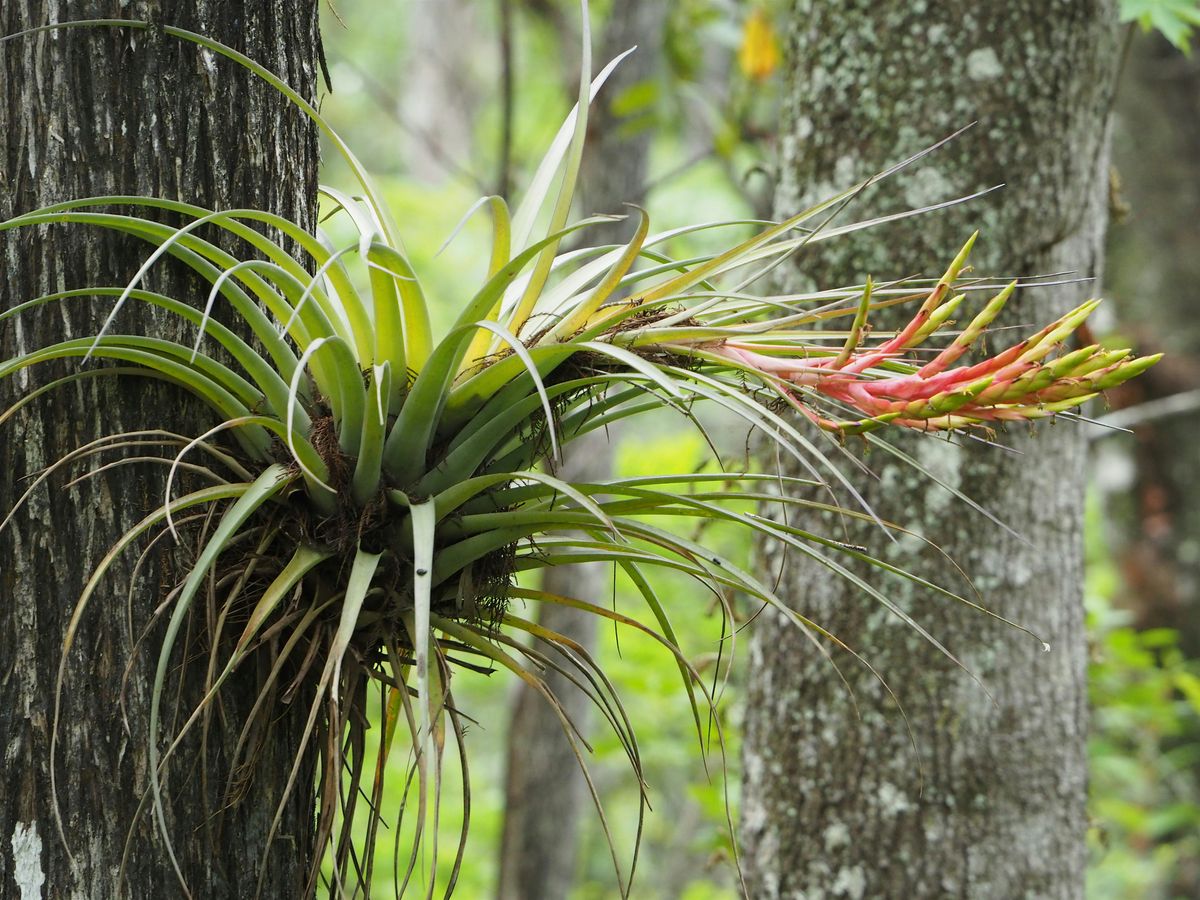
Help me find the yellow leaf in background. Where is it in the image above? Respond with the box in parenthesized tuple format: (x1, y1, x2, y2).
(739, 8, 780, 82)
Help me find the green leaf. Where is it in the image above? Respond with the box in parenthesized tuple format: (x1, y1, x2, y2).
(351, 363, 393, 506)
(236, 544, 333, 654)
(1120, 0, 1200, 51)
(510, 47, 636, 251)
(383, 217, 615, 483)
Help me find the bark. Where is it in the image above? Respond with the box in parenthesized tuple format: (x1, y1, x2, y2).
(1102, 31, 1200, 655)
(495, 4, 666, 897)
(741, 2, 1118, 898)
(0, 3, 320, 897)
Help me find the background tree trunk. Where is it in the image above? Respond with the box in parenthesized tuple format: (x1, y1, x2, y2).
(496, 3, 667, 897)
(399, 0, 483, 184)
(1102, 30, 1200, 654)
(740, 2, 1118, 897)
(0, 3, 320, 896)
(1097, 29, 1200, 896)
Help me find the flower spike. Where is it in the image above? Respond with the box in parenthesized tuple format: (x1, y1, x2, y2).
(703, 241, 1160, 435)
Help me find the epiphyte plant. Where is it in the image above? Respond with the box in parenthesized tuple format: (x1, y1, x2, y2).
(0, 8, 1159, 898)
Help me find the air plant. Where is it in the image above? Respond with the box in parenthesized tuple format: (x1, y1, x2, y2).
(0, 12, 1158, 900)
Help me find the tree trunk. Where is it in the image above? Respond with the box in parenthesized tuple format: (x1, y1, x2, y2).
(400, 0, 483, 184)
(495, 4, 667, 897)
(0, 3, 320, 896)
(741, 2, 1118, 898)
(1102, 31, 1200, 654)
(1098, 30, 1200, 897)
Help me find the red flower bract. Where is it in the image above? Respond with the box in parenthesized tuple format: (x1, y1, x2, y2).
(710, 234, 1160, 435)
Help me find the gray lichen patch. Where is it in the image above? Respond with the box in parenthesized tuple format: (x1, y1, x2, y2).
(10, 821, 45, 900)
(966, 47, 1004, 81)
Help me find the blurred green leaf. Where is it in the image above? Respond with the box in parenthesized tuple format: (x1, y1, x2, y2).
(1086, 492, 1200, 897)
(1176, 671, 1200, 712)
(1120, 0, 1200, 52)
(611, 78, 660, 117)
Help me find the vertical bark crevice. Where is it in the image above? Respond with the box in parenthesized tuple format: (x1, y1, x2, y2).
(0, 4, 321, 896)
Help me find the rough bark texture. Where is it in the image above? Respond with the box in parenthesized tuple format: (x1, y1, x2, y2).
(0, 3, 320, 897)
(1102, 32, 1200, 654)
(740, 2, 1118, 898)
(495, 4, 667, 897)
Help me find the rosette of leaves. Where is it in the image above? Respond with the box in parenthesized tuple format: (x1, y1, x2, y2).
(0, 14, 1159, 900)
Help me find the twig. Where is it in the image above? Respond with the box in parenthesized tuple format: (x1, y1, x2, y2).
(1087, 388, 1200, 438)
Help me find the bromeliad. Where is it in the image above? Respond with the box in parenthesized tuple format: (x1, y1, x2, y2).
(0, 9, 1158, 899)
